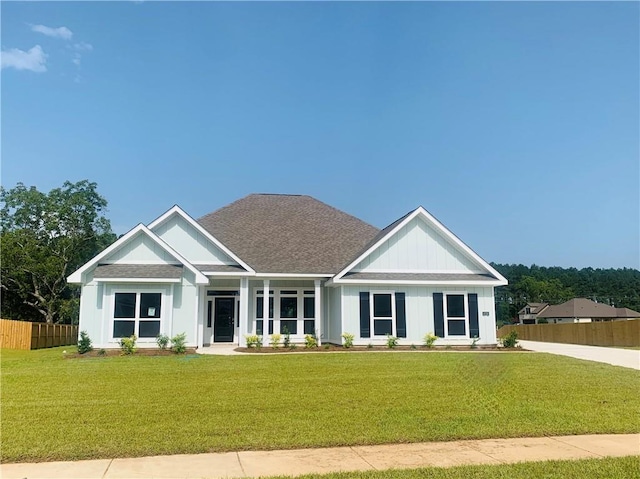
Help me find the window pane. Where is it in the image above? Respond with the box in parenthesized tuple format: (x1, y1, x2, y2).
(268, 320, 274, 335)
(304, 320, 315, 335)
(281, 290, 297, 295)
(280, 297, 297, 318)
(256, 297, 264, 319)
(374, 319, 393, 336)
(373, 294, 392, 318)
(114, 293, 136, 318)
(139, 320, 160, 338)
(207, 301, 212, 328)
(447, 295, 465, 318)
(140, 293, 161, 318)
(256, 320, 263, 335)
(113, 320, 135, 338)
(304, 297, 315, 318)
(269, 297, 274, 318)
(280, 320, 298, 335)
(448, 319, 466, 336)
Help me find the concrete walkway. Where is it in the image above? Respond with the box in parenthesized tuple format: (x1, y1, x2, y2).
(519, 340, 640, 370)
(2, 434, 639, 479)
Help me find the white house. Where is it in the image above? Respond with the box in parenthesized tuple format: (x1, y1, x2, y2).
(68, 194, 507, 348)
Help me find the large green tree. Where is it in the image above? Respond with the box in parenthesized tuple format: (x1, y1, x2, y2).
(1, 180, 116, 323)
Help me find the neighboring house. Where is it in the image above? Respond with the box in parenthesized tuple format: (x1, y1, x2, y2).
(68, 194, 508, 349)
(517, 303, 549, 324)
(536, 298, 640, 324)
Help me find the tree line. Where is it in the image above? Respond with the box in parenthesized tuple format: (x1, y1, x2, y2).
(492, 263, 640, 326)
(2, 181, 638, 326)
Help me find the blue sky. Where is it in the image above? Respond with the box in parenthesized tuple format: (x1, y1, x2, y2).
(2, 2, 638, 269)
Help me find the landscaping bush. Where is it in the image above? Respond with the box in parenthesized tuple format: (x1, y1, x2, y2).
(471, 336, 480, 349)
(245, 335, 262, 348)
(270, 333, 281, 349)
(423, 332, 438, 348)
(156, 334, 170, 350)
(304, 334, 318, 348)
(501, 330, 519, 348)
(77, 331, 93, 354)
(171, 332, 187, 354)
(282, 328, 291, 348)
(538, 318, 549, 324)
(341, 332, 354, 348)
(386, 335, 399, 349)
(119, 335, 137, 355)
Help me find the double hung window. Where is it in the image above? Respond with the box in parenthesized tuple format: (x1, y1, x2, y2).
(372, 292, 395, 336)
(444, 293, 467, 337)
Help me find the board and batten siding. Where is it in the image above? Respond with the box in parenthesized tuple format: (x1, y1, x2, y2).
(353, 217, 480, 273)
(340, 285, 497, 345)
(152, 215, 238, 266)
(103, 232, 177, 264)
(325, 286, 343, 344)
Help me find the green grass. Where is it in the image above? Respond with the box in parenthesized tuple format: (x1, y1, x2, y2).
(270, 457, 640, 479)
(2, 347, 639, 463)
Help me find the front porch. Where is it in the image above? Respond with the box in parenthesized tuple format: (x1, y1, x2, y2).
(197, 277, 325, 348)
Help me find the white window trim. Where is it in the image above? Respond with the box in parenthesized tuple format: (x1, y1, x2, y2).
(443, 291, 469, 339)
(110, 288, 167, 342)
(253, 287, 317, 337)
(370, 291, 396, 337)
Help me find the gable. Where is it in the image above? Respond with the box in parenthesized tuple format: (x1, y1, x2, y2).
(151, 214, 239, 266)
(102, 232, 179, 264)
(352, 216, 483, 273)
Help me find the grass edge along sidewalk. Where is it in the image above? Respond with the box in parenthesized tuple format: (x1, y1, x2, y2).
(2, 346, 639, 463)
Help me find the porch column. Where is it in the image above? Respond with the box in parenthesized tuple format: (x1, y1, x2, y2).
(239, 277, 249, 347)
(315, 279, 322, 346)
(196, 286, 204, 349)
(262, 279, 270, 339)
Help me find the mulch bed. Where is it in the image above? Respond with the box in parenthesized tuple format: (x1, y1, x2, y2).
(65, 348, 197, 359)
(236, 345, 525, 353)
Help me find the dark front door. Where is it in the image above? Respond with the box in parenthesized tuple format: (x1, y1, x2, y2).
(214, 297, 235, 342)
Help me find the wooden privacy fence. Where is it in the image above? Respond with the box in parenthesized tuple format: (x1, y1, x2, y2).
(0, 319, 79, 350)
(498, 320, 640, 347)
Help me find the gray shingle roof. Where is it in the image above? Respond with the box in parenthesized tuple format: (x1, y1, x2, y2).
(93, 264, 183, 279)
(342, 272, 499, 282)
(537, 298, 623, 319)
(192, 264, 248, 273)
(198, 194, 380, 274)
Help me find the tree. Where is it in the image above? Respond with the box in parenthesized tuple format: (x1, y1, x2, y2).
(1, 180, 116, 323)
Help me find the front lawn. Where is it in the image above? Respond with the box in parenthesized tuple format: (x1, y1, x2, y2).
(271, 456, 640, 479)
(1, 347, 639, 463)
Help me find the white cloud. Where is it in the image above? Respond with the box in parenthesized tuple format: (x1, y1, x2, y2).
(1, 45, 47, 72)
(31, 24, 73, 40)
(72, 42, 93, 51)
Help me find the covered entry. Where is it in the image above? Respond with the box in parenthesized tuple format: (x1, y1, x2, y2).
(204, 290, 239, 344)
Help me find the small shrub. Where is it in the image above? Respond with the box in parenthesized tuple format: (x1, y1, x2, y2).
(501, 330, 519, 348)
(342, 332, 354, 349)
(77, 330, 93, 354)
(471, 336, 480, 349)
(410, 343, 417, 350)
(324, 343, 331, 349)
(119, 335, 137, 355)
(171, 332, 187, 354)
(289, 343, 297, 350)
(537, 318, 549, 324)
(367, 342, 373, 349)
(156, 334, 170, 350)
(304, 334, 318, 348)
(423, 332, 438, 349)
(97, 348, 107, 357)
(245, 335, 262, 348)
(270, 333, 281, 349)
(386, 335, 399, 349)
(283, 327, 291, 348)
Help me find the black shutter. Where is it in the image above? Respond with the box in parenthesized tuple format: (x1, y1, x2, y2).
(469, 293, 479, 338)
(395, 292, 406, 338)
(433, 293, 445, 338)
(359, 292, 370, 338)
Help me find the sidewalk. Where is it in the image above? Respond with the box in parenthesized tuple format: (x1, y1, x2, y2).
(2, 434, 639, 479)
(519, 340, 640, 370)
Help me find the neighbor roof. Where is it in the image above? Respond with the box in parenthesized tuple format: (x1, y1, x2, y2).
(198, 194, 380, 274)
(517, 303, 549, 315)
(537, 298, 623, 319)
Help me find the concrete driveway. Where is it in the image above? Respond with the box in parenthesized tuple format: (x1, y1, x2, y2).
(519, 340, 640, 370)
